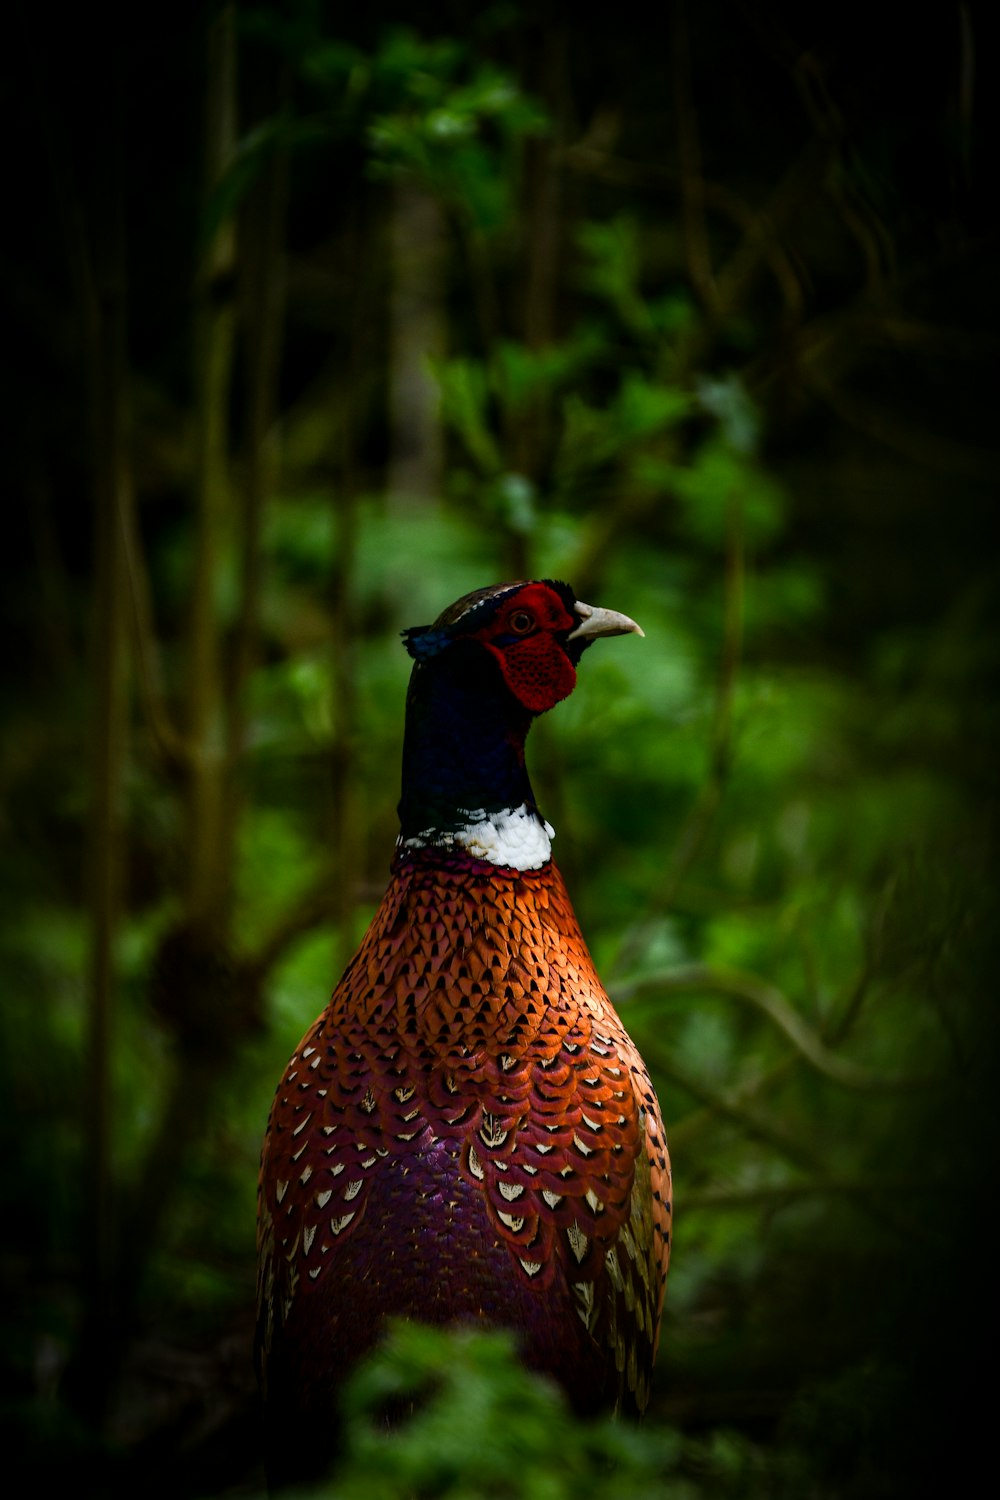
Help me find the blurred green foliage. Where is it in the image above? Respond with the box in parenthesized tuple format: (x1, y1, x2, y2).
(284, 1319, 911, 1500)
(1, 2, 996, 1497)
(321, 1321, 674, 1500)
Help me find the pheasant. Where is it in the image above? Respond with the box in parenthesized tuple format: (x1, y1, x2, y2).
(256, 579, 671, 1484)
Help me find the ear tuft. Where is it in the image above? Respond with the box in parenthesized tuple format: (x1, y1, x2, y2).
(401, 625, 451, 661)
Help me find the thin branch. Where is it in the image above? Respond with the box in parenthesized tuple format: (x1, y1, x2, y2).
(187, 2, 239, 928)
(670, 0, 717, 312)
(680, 1175, 935, 1212)
(801, 367, 999, 481)
(328, 189, 379, 978)
(567, 482, 673, 605)
(647, 1053, 824, 1171)
(246, 870, 339, 983)
(117, 3, 246, 1360)
(612, 489, 744, 973)
(562, 142, 806, 324)
(230, 61, 290, 761)
(45, 16, 133, 1423)
(710, 143, 819, 326)
(789, 49, 895, 288)
(618, 962, 933, 1092)
(667, 1052, 799, 1151)
(824, 873, 896, 1047)
(679, 1174, 941, 1248)
(455, 211, 502, 357)
(119, 476, 191, 767)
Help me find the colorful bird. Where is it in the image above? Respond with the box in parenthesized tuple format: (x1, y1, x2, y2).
(256, 579, 670, 1484)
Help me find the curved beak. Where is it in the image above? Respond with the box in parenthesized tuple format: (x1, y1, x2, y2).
(567, 600, 645, 642)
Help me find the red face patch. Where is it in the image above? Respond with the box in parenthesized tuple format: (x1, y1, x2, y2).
(472, 584, 578, 714)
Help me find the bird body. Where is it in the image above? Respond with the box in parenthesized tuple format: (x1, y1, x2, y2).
(257, 581, 670, 1481)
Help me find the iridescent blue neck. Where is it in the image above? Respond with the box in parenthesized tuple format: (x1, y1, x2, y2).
(396, 642, 553, 870)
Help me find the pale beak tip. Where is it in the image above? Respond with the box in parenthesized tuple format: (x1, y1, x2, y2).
(568, 600, 645, 642)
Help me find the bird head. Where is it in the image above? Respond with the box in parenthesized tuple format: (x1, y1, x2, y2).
(402, 579, 644, 717)
(396, 581, 643, 863)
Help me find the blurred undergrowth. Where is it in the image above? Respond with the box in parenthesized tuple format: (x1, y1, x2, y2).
(1, 2, 996, 1496)
(283, 1318, 828, 1500)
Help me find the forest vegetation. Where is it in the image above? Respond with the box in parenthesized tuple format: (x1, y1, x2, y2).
(1, 2, 996, 1495)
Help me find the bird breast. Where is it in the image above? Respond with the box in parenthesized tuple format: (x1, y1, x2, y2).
(257, 847, 670, 1413)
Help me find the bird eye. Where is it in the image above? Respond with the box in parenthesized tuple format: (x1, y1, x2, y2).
(508, 610, 535, 635)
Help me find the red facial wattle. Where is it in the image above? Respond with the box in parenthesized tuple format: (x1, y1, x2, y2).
(487, 635, 577, 713)
(473, 583, 578, 714)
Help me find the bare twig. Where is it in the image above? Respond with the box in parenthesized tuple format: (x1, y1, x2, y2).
(617, 962, 932, 1091)
(801, 368, 998, 481)
(227, 128, 287, 766)
(666, 1052, 799, 1150)
(790, 49, 895, 288)
(612, 489, 744, 973)
(34, 12, 135, 1420)
(680, 1175, 935, 1212)
(679, 1173, 941, 1247)
(119, 478, 190, 767)
(329, 189, 383, 977)
(646, 1053, 823, 1170)
(710, 144, 818, 327)
(218, 57, 291, 887)
(671, 0, 717, 312)
(246, 870, 339, 983)
(563, 143, 806, 325)
(187, 3, 239, 930)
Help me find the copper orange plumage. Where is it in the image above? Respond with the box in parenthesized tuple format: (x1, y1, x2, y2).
(256, 580, 670, 1485)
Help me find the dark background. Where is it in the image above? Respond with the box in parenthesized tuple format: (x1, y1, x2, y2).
(2, 2, 997, 1494)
